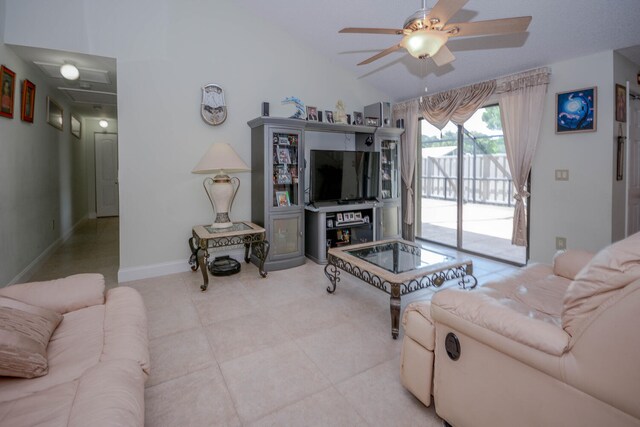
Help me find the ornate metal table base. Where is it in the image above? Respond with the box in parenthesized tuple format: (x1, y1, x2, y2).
(324, 254, 477, 339)
(188, 223, 270, 291)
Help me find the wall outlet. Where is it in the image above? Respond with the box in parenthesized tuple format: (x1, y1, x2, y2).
(555, 237, 567, 250)
(555, 169, 569, 181)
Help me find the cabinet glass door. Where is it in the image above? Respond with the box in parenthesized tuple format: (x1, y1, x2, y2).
(381, 139, 399, 200)
(272, 131, 300, 208)
(270, 215, 302, 258)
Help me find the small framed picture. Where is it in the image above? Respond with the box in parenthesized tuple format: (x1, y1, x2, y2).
(306, 106, 318, 121)
(336, 213, 343, 222)
(46, 96, 64, 131)
(353, 111, 363, 125)
(277, 147, 291, 164)
(71, 114, 81, 139)
(345, 212, 353, 221)
(325, 110, 334, 123)
(354, 212, 362, 220)
(364, 216, 370, 223)
(615, 84, 626, 123)
(0, 65, 16, 119)
(278, 136, 290, 145)
(556, 87, 596, 133)
(275, 191, 290, 207)
(327, 219, 334, 228)
(20, 79, 35, 122)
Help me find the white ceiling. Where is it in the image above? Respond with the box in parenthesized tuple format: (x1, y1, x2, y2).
(7, 44, 117, 119)
(243, 0, 640, 101)
(6, 0, 640, 116)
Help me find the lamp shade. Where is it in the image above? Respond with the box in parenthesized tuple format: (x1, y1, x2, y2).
(192, 142, 250, 174)
(401, 29, 448, 59)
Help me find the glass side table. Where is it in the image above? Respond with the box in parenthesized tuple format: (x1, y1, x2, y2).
(188, 222, 270, 291)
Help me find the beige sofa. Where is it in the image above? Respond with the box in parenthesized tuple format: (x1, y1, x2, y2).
(0, 274, 149, 426)
(401, 232, 640, 426)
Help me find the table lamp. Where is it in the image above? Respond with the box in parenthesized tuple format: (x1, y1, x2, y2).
(192, 142, 250, 228)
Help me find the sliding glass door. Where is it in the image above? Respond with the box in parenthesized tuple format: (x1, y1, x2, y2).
(416, 105, 527, 264)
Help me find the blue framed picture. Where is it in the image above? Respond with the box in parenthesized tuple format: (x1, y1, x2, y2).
(556, 87, 597, 133)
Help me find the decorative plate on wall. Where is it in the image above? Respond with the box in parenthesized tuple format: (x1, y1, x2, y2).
(201, 83, 227, 126)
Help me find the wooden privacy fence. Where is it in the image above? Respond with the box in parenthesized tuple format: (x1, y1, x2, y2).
(421, 153, 515, 206)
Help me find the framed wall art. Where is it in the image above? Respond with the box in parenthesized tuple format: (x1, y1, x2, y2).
(1, 65, 16, 119)
(556, 87, 597, 133)
(615, 84, 626, 123)
(71, 114, 81, 138)
(46, 96, 63, 131)
(21, 79, 35, 122)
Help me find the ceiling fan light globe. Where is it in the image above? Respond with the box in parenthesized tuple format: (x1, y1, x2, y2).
(401, 29, 447, 59)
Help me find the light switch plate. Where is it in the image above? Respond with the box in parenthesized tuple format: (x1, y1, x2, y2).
(556, 237, 567, 250)
(555, 169, 569, 181)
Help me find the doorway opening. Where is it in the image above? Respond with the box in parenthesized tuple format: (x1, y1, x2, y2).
(416, 105, 527, 265)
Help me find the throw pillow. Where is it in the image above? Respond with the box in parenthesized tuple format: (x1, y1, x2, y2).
(0, 296, 63, 378)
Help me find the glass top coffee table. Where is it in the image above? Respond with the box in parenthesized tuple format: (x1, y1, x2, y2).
(325, 239, 477, 339)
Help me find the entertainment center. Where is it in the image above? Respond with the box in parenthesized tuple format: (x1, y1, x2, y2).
(248, 116, 403, 270)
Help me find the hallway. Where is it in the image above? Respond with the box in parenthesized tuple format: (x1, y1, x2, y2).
(27, 218, 119, 289)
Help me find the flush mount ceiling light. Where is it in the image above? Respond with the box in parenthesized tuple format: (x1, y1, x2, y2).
(60, 63, 80, 80)
(99, 120, 109, 128)
(339, 0, 531, 66)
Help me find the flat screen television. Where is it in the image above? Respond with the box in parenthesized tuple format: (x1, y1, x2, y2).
(310, 150, 380, 204)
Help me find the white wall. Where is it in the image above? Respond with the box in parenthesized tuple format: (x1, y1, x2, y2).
(3, 0, 389, 281)
(530, 51, 616, 263)
(0, 41, 88, 285)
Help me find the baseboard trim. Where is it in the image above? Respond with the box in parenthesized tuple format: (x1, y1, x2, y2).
(118, 248, 245, 283)
(8, 216, 88, 286)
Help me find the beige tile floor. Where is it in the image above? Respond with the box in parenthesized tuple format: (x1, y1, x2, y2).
(27, 218, 518, 426)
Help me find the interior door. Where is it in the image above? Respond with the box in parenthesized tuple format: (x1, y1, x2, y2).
(95, 133, 119, 217)
(628, 92, 640, 236)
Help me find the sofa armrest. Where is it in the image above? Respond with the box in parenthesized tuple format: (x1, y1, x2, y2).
(432, 288, 569, 356)
(552, 249, 595, 280)
(0, 274, 105, 314)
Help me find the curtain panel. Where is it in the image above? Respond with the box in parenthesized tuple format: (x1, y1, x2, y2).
(392, 101, 419, 241)
(497, 67, 550, 246)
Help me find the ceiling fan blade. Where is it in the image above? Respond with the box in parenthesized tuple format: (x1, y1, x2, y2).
(357, 44, 402, 65)
(445, 16, 532, 37)
(427, 0, 468, 28)
(339, 27, 404, 35)
(431, 45, 456, 67)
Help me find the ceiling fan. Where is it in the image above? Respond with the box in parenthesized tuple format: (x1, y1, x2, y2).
(339, 0, 531, 66)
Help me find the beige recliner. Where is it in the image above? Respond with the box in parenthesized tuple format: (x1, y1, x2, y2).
(400, 232, 640, 426)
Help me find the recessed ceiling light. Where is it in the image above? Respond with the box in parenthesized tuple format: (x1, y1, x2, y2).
(99, 120, 109, 128)
(60, 63, 80, 80)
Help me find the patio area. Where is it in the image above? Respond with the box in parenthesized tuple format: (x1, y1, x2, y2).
(418, 198, 527, 264)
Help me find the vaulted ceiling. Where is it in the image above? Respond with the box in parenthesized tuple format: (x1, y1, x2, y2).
(244, 0, 640, 101)
(6, 0, 640, 117)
